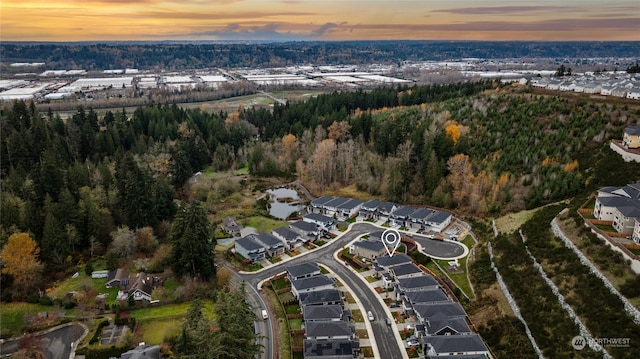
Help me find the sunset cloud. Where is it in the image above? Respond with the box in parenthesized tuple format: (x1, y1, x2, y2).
(1, 0, 638, 41)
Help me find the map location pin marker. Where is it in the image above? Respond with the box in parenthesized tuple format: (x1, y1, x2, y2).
(381, 229, 401, 257)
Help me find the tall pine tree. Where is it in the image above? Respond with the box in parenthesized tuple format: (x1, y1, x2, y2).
(171, 201, 216, 281)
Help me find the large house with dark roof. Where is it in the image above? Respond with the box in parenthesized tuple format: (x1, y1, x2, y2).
(424, 334, 489, 357)
(234, 235, 266, 263)
(286, 262, 321, 281)
(299, 288, 342, 307)
(303, 213, 335, 231)
(305, 321, 353, 340)
(291, 275, 335, 298)
(304, 339, 358, 358)
(593, 183, 640, 238)
(253, 233, 285, 257)
(350, 239, 386, 259)
(303, 304, 345, 322)
(289, 220, 320, 242)
(272, 226, 303, 250)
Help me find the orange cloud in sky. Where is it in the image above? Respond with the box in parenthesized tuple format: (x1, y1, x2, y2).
(1, 0, 639, 41)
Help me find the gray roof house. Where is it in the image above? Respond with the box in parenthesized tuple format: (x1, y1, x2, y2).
(375, 253, 412, 269)
(424, 210, 453, 232)
(424, 334, 489, 357)
(593, 183, 640, 236)
(299, 288, 342, 307)
(234, 235, 266, 263)
(221, 216, 243, 236)
(323, 197, 350, 216)
(397, 275, 440, 292)
(289, 220, 320, 242)
(413, 302, 467, 323)
(272, 226, 303, 250)
(291, 275, 335, 298)
(390, 262, 423, 280)
(303, 304, 344, 322)
(360, 199, 383, 219)
(310, 195, 334, 213)
(303, 213, 335, 230)
(404, 288, 449, 304)
(424, 312, 472, 336)
(390, 206, 415, 226)
(253, 233, 285, 257)
(350, 239, 386, 259)
(304, 339, 357, 358)
(305, 321, 353, 340)
(286, 262, 321, 281)
(336, 199, 363, 218)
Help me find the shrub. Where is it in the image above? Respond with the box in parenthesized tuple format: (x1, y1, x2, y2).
(26, 293, 40, 303)
(39, 296, 53, 306)
(62, 300, 76, 309)
(85, 261, 94, 276)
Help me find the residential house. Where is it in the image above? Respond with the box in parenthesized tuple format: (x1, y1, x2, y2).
(120, 344, 161, 359)
(413, 302, 467, 323)
(304, 339, 357, 358)
(396, 275, 440, 293)
(299, 288, 342, 307)
(305, 321, 353, 340)
(253, 233, 285, 257)
(424, 312, 472, 337)
(106, 268, 130, 288)
(404, 288, 449, 305)
(623, 125, 640, 149)
(310, 195, 334, 214)
(375, 253, 413, 270)
(272, 226, 303, 250)
(221, 216, 243, 236)
(593, 184, 640, 237)
(336, 199, 363, 219)
(633, 219, 640, 244)
(286, 262, 321, 281)
(389, 262, 423, 280)
(390, 206, 415, 227)
(303, 304, 345, 322)
(234, 235, 266, 263)
(584, 82, 602, 94)
(627, 88, 640, 100)
(303, 213, 335, 231)
(546, 80, 561, 90)
(424, 210, 453, 232)
(289, 220, 320, 242)
(128, 272, 155, 301)
(360, 199, 383, 220)
(291, 275, 335, 298)
(612, 87, 628, 98)
(377, 201, 398, 219)
(350, 239, 386, 259)
(323, 197, 350, 217)
(424, 334, 490, 357)
(408, 208, 434, 229)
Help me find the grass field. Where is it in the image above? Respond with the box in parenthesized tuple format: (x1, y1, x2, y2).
(242, 216, 289, 233)
(130, 301, 215, 345)
(0, 302, 52, 337)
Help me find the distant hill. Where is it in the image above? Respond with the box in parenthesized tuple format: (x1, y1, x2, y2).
(1, 41, 639, 71)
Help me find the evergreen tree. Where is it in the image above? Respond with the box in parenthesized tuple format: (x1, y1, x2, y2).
(171, 202, 216, 280)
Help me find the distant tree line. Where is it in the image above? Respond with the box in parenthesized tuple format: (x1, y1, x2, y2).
(2, 41, 639, 71)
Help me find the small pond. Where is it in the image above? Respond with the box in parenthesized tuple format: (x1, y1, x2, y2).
(266, 187, 304, 219)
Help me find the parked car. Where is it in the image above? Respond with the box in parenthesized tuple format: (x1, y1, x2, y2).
(407, 339, 419, 347)
(385, 318, 392, 327)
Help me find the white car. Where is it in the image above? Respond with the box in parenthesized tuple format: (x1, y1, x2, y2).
(367, 311, 375, 321)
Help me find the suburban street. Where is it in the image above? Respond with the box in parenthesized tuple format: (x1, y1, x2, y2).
(0, 323, 86, 359)
(239, 222, 466, 359)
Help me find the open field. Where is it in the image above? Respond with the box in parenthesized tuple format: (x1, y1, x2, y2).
(130, 301, 214, 345)
(0, 302, 52, 337)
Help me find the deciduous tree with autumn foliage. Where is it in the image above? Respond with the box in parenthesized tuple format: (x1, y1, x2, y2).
(1, 233, 44, 296)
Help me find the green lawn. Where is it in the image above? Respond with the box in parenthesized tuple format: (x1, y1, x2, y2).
(351, 309, 363, 322)
(164, 278, 180, 291)
(243, 216, 289, 233)
(0, 302, 51, 337)
(433, 257, 474, 299)
(285, 304, 300, 314)
(48, 269, 119, 304)
(130, 301, 214, 321)
(365, 276, 378, 283)
(289, 318, 303, 330)
(136, 317, 182, 344)
(272, 277, 289, 291)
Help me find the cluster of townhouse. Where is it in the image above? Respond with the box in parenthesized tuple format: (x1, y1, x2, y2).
(592, 183, 640, 244)
(233, 213, 335, 264)
(373, 253, 491, 358)
(284, 262, 359, 358)
(311, 196, 453, 233)
(529, 73, 640, 100)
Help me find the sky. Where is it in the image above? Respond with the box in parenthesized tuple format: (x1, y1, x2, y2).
(1, 0, 639, 42)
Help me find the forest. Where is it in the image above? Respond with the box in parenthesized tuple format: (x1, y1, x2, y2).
(2, 82, 639, 283)
(2, 41, 639, 71)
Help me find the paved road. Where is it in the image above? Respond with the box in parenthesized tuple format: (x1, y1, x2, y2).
(240, 223, 465, 359)
(0, 323, 86, 359)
